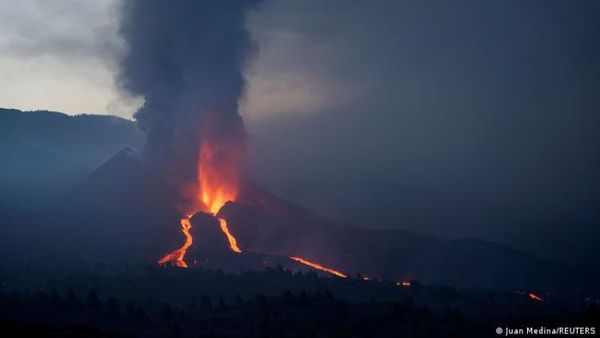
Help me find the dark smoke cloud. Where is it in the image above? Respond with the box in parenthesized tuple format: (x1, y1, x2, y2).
(118, 0, 260, 180)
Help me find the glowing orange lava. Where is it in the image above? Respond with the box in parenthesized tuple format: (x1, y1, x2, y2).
(290, 256, 347, 278)
(198, 138, 242, 254)
(198, 137, 239, 215)
(515, 290, 545, 302)
(528, 292, 544, 302)
(158, 216, 194, 268)
(219, 218, 241, 253)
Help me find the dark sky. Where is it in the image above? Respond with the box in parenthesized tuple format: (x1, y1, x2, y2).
(244, 0, 600, 264)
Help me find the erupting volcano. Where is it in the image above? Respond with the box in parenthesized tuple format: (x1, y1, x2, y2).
(118, 0, 350, 278)
(158, 124, 243, 267)
(157, 132, 347, 278)
(156, 117, 347, 278)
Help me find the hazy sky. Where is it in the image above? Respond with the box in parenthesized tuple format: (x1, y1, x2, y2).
(0, 0, 374, 122)
(0, 0, 137, 116)
(1, 0, 599, 264)
(0, 0, 352, 122)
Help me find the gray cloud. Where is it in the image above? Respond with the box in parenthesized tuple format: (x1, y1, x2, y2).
(0, 0, 140, 117)
(0, 0, 121, 62)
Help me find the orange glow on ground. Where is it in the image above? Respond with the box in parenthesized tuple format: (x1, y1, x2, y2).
(290, 256, 347, 278)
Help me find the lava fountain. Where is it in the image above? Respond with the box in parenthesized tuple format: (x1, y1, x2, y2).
(197, 137, 242, 254)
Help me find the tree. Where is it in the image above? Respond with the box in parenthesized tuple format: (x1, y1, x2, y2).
(235, 293, 243, 305)
(86, 289, 102, 310)
(66, 288, 81, 311)
(218, 295, 226, 309)
(200, 295, 212, 309)
(106, 297, 122, 319)
(124, 300, 139, 319)
(159, 302, 174, 322)
(282, 290, 295, 306)
(50, 289, 63, 309)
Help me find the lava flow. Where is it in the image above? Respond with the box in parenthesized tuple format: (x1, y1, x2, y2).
(515, 290, 545, 302)
(219, 218, 241, 253)
(158, 121, 349, 278)
(290, 256, 348, 278)
(197, 138, 243, 254)
(157, 216, 194, 268)
(528, 292, 544, 302)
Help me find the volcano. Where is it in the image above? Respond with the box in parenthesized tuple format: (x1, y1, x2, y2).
(49, 148, 580, 289)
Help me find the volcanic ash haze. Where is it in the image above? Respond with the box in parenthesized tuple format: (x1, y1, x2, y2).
(118, 1, 261, 265)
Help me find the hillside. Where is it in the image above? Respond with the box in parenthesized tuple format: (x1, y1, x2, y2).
(0, 108, 144, 208)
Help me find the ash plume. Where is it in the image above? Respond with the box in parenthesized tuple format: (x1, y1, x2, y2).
(117, 0, 260, 181)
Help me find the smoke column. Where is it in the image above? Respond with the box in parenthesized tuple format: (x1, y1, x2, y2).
(117, 1, 260, 188)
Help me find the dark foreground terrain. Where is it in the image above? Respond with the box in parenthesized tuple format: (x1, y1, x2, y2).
(1, 109, 598, 336)
(0, 264, 598, 338)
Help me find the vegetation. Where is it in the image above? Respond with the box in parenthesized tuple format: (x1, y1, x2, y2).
(0, 264, 597, 337)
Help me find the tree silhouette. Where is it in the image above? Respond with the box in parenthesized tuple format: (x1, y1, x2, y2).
(86, 289, 102, 310)
(106, 297, 122, 319)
